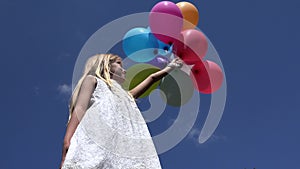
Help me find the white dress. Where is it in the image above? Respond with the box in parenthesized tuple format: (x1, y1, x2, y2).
(62, 77, 162, 169)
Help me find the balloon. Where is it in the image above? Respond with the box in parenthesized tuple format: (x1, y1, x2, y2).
(180, 29, 208, 65)
(157, 39, 172, 56)
(172, 33, 184, 57)
(176, 2, 199, 30)
(147, 55, 169, 69)
(190, 60, 223, 94)
(123, 27, 158, 62)
(159, 69, 194, 107)
(122, 64, 161, 98)
(149, 1, 183, 44)
(147, 26, 173, 56)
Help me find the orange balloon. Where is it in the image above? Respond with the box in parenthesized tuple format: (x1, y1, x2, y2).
(176, 2, 199, 30)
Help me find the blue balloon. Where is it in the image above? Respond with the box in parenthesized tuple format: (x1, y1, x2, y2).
(157, 40, 171, 55)
(123, 27, 159, 62)
(147, 26, 173, 57)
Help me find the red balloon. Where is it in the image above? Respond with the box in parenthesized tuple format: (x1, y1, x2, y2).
(172, 33, 184, 56)
(190, 60, 223, 94)
(179, 29, 208, 65)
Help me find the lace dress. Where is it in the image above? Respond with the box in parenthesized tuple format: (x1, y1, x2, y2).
(62, 77, 162, 169)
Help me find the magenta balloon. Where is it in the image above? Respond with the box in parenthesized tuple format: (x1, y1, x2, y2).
(149, 1, 183, 44)
(151, 1, 183, 17)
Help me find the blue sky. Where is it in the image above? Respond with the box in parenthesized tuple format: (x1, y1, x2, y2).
(1, 0, 299, 169)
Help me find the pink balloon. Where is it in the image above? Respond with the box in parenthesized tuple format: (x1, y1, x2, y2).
(190, 60, 223, 94)
(180, 29, 208, 65)
(149, 1, 183, 44)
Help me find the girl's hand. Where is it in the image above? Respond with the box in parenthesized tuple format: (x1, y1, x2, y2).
(167, 57, 183, 69)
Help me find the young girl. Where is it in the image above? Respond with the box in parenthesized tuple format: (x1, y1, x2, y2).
(60, 53, 183, 169)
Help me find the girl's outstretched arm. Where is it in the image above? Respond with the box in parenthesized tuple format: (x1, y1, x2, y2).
(129, 58, 183, 99)
(60, 75, 96, 168)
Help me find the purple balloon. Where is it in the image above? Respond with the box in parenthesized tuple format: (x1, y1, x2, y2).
(147, 55, 169, 69)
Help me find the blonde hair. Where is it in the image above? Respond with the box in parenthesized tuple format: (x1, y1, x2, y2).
(68, 53, 121, 122)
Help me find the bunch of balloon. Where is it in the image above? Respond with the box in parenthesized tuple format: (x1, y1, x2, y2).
(122, 1, 224, 106)
(149, 1, 224, 97)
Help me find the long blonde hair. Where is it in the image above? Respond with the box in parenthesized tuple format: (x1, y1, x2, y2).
(68, 53, 121, 122)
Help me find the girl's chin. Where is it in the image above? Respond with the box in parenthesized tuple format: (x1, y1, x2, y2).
(117, 79, 125, 84)
(113, 77, 125, 84)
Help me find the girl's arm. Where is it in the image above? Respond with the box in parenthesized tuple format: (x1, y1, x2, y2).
(129, 58, 183, 99)
(60, 75, 96, 168)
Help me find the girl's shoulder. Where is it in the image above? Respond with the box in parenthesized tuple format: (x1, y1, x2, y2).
(86, 75, 109, 90)
(85, 75, 98, 84)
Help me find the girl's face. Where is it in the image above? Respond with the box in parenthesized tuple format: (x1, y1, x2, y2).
(110, 58, 126, 83)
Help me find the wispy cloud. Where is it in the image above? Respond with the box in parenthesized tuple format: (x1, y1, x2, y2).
(188, 127, 201, 142)
(57, 84, 72, 96)
(210, 133, 227, 142)
(34, 86, 40, 95)
(188, 127, 227, 145)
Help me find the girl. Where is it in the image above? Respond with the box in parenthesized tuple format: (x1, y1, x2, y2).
(60, 54, 183, 169)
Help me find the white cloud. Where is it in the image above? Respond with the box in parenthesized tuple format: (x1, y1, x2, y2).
(188, 127, 201, 141)
(188, 127, 227, 145)
(57, 84, 72, 96)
